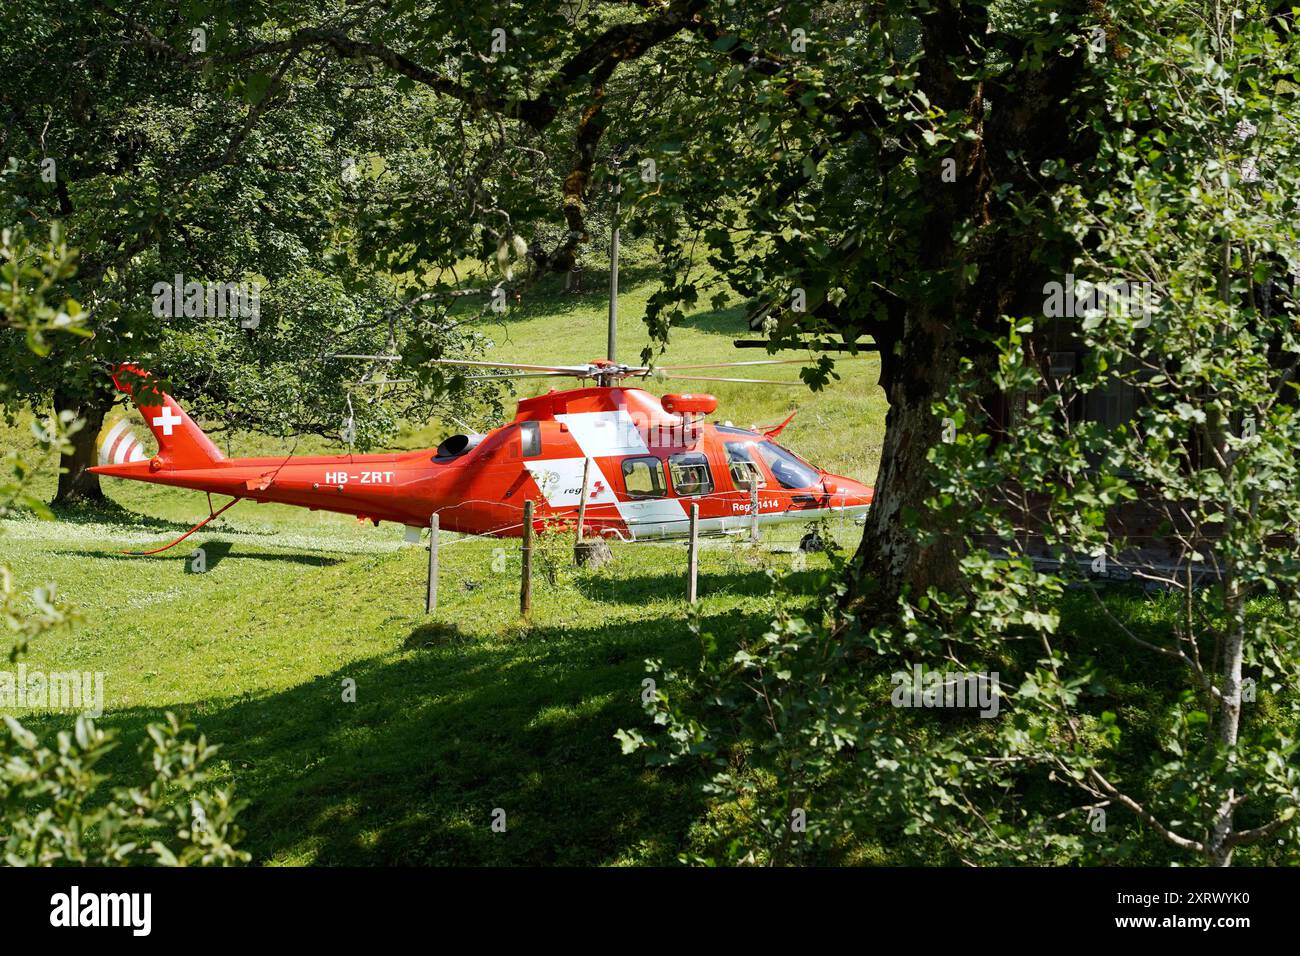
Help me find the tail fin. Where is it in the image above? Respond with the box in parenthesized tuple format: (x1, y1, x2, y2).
(763, 410, 797, 439)
(107, 364, 224, 470)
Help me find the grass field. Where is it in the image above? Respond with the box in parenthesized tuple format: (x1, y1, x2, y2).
(0, 273, 887, 865)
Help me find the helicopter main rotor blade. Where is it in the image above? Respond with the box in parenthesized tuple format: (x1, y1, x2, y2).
(459, 372, 577, 380)
(654, 359, 815, 371)
(656, 374, 806, 386)
(429, 358, 596, 375)
(334, 355, 599, 375)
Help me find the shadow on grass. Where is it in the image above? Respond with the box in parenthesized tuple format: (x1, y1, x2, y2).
(668, 303, 753, 337)
(402, 620, 471, 650)
(441, 270, 754, 343)
(25, 607, 762, 866)
(47, 498, 195, 533)
(573, 565, 825, 605)
(51, 540, 344, 569)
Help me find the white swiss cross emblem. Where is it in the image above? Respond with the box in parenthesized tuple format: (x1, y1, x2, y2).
(152, 406, 183, 436)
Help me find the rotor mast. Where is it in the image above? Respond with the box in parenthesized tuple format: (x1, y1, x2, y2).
(604, 158, 621, 386)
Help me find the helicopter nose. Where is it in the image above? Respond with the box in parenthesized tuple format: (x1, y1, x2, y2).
(823, 475, 874, 511)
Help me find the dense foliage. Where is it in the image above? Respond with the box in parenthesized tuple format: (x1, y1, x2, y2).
(1, 226, 247, 865)
(621, 1, 1300, 866)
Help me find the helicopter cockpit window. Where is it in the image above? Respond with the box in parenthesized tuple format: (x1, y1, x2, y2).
(725, 442, 767, 492)
(621, 456, 665, 499)
(668, 452, 715, 497)
(755, 442, 820, 490)
(519, 421, 541, 458)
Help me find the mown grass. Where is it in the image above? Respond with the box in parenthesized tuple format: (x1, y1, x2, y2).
(2, 501, 865, 864)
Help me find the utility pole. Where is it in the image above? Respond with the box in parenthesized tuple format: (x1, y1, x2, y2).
(425, 513, 439, 613)
(521, 499, 534, 618)
(608, 160, 620, 363)
(687, 503, 699, 603)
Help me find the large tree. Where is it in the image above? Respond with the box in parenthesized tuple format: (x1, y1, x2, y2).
(622, 0, 1300, 866)
(617, 0, 1118, 613)
(0, 0, 491, 504)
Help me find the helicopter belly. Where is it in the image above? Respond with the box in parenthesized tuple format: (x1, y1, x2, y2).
(617, 498, 689, 538)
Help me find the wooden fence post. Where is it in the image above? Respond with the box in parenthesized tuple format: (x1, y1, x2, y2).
(750, 481, 761, 543)
(687, 502, 699, 603)
(575, 456, 591, 544)
(521, 499, 534, 617)
(426, 513, 439, 613)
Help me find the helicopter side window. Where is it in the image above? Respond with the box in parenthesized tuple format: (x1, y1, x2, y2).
(621, 457, 666, 499)
(755, 441, 820, 490)
(725, 442, 767, 492)
(519, 421, 541, 458)
(668, 452, 715, 497)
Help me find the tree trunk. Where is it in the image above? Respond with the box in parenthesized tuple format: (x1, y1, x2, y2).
(52, 388, 111, 506)
(841, 25, 1091, 618)
(847, 308, 965, 617)
(1206, 562, 1246, 866)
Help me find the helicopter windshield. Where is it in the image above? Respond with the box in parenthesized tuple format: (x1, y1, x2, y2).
(755, 441, 821, 490)
(715, 426, 822, 490)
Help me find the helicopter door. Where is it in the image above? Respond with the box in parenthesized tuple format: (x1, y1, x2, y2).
(616, 455, 680, 539)
(721, 441, 773, 532)
(725, 441, 768, 493)
(620, 456, 666, 498)
(666, 452, 715, 497)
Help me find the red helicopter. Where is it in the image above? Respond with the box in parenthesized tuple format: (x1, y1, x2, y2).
(90, 359, 873, 553)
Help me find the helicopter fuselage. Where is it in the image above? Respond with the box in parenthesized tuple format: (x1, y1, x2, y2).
(92, 371, 874, 542)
